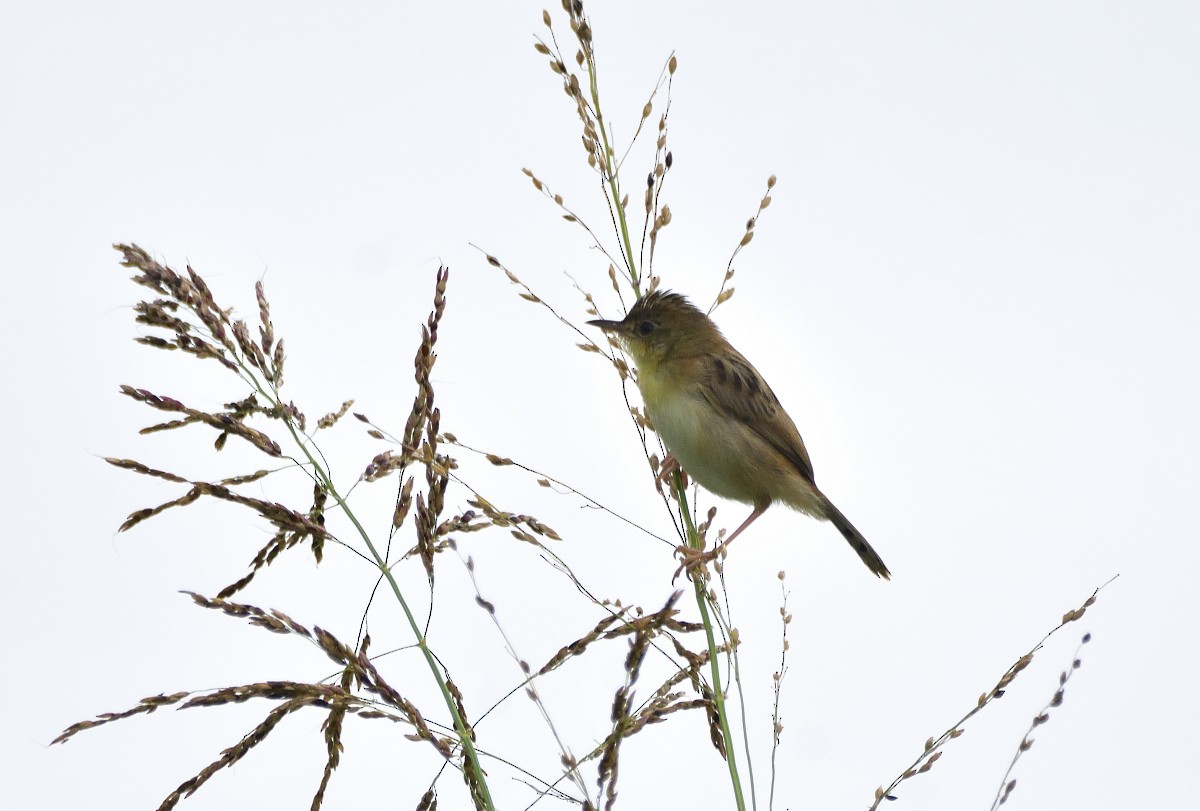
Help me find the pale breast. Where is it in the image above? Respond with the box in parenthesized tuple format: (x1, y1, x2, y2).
(639, 374, 764, 504)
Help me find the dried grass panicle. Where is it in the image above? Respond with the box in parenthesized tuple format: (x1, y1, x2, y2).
(118, 244, 289, 385)
(768, 571, 793, 806)
(171, 591, 457, 763)
(596, 593, 683, 809)
(183, 591, 316, 638)
(235, 524, 318, 596)
(271, 339, 287, 388)
(441, 432, 668, 550)
(700, 682, 728, 758)
(519, 169, 623, 269)
(52, 670, 361, 811)
(180, 680, 345, 710)
(119, 385, 283, 456)
(710, 174, 777, 315)
(408, 266, 447, 454)
(393, 476, 416, 528)
(133, 313, 238, 371)
(362, 449, 409, 482)
(340, 266, 456, 583)
(52, 692, 191, 745)
(352, 651, 455, 760)
(220, 469, 272, 486)
(254, 280, 274, 353)
(308, 481, 328, 561)
(537, 593, 701, 678)
(317, 399, 355, 430)
(534, 3, 645, 286)
(116, 247, 302, 454)
(117, 485, 203, 531)
(990, 633, 1094, 810)
(445, 679, 477, 743)
(870, 584, 1112, 809)
(538, 613, 629, 676)
(58, 683, 353, 810)
(640, 636, 712, 705)
(232, 319, 269, 375)
(533, 4, 681, 292)
(155, 696, 312, 811)
(186, 484, 331, 597)
(105, 457, 189, 483)
(313, 698, 348, 811)
(119, 244, 225, 334)
(415, 491, 437, 583)
(112, 291, 330, 592)
(480, 250, 601, 347)
(464, 498, 561, 545)
(625, 694, 706, 738)
(197, 483, 326, 537)
(641, 79, 675, 276)
(456, 553, 593, 809)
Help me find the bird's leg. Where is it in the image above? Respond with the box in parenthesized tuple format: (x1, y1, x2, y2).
(673, 500, 770, 582)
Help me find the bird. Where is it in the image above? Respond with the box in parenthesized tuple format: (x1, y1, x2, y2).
(588, 290, 890, 579)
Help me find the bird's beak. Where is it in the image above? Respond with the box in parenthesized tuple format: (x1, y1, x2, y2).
(587, 318, 626, 333)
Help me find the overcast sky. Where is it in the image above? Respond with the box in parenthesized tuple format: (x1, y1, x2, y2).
(3, 2, 1198, 809)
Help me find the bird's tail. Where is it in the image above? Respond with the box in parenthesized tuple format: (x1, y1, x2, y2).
(822, 498, 891, 580)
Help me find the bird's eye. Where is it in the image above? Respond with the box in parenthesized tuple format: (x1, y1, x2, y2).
(637, 321, 655, 336)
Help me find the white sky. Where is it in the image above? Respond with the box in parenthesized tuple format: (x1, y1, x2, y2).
(3, 1, 1198, 809)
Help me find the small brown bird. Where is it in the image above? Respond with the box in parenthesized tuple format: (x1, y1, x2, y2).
(589, 290, 889, 578)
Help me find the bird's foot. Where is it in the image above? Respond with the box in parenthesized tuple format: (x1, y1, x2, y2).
(672, 541, 725, 583)
(655, 453, 689, 496)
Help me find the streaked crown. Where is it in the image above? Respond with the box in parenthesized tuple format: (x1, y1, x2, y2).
(589, 290, 726, 365)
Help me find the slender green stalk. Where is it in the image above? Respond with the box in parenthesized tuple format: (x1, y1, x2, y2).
(571, 10, 742, 807)
(310, 455, 495, 810)
(729, 635, 760, 811)
(674, 477, 747, 811)
(582, 45, 640, 291)
(710, 562, 763, 810)
(247, 366, 496, 811)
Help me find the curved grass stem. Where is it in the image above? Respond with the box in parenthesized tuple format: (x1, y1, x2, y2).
(582, 42, 640, 292)
(252, 368, 497, 811)
(674, 475, 747, 811)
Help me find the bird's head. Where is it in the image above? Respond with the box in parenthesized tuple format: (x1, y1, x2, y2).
(588, 290, 724, 369)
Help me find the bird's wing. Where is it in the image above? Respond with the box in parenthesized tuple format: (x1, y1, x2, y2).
(698, 351, 816, 483)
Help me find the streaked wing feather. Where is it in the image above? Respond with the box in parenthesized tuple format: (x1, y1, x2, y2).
(699, 351, 816, 482)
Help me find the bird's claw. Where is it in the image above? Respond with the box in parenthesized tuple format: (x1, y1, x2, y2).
(671, 542, 724, 583)
(655, 453, 689, 495)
